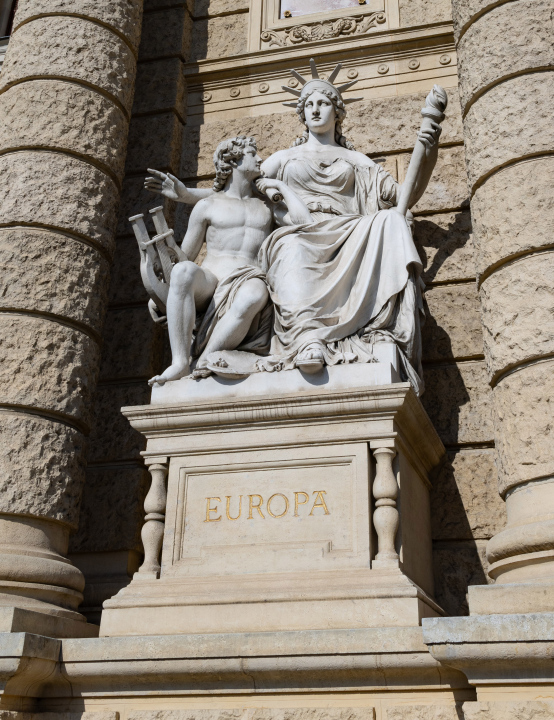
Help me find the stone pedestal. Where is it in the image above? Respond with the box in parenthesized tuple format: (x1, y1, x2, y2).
(101, 361, 444, 637)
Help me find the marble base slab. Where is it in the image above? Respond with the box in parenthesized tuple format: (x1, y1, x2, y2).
(150, 343, 401, 405)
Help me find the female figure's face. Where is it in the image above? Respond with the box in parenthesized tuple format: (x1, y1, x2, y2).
(304, 91, 336, 136)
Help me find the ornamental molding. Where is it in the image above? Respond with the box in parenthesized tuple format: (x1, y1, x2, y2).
(261, 12, 387, 47)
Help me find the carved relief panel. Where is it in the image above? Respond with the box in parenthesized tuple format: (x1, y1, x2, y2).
(248, 0, 396, 52)
(280, 0, 366, 17)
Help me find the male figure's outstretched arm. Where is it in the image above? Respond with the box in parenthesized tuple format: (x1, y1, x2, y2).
(145, 168, 214, 205)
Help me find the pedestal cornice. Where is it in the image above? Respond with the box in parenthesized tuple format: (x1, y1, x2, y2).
(123, 381, 444, 475)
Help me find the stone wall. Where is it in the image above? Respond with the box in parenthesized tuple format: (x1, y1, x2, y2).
(68, 0, 192, 622)
(72, 0, 505, 621)
(0, 0, 144, 622)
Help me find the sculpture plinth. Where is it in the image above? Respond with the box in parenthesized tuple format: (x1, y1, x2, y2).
(101, 359, 444, 637)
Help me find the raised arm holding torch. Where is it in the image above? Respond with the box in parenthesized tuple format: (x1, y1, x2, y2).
(395, 84, 448, 216)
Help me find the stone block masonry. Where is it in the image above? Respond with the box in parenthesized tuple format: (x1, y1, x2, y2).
(451, 0, 554, 596)
(69, 0, 192, 623)
(0, 0, 143, 632)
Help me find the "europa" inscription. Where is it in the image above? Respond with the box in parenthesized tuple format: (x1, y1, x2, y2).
(204, 491, 330, 522)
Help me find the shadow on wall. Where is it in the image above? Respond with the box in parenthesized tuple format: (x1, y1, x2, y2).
(68, 0, 214, 625)
(415, 211, 490, 616)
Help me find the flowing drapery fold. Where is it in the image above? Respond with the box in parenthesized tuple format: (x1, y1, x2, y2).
(193, 266, 273, 358)
(255, 156, 425, 393)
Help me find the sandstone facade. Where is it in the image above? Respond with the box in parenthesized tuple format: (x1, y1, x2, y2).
(0, 0, 142, 630)
(0, 0, 552, 716)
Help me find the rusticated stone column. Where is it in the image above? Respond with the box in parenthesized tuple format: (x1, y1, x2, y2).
(452, 0, 554, 605)
(0, 0, 142, 633)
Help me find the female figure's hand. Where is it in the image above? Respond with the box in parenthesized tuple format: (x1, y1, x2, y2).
(417, 120, 442, 152)
(256, 177, 311, 225)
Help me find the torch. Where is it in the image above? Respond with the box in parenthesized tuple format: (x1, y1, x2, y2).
(395, 85, 448, 217)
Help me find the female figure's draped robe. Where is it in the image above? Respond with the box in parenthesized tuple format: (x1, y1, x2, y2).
(257, 154, 425, 394)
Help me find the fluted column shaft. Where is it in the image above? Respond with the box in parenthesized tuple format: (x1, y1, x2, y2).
(0, 0, 143, 626)
(452, 0, 554, 587)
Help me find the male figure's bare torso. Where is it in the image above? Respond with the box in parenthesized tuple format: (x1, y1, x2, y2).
(148, 191, 274, 386)
(187, 193, 273, 283)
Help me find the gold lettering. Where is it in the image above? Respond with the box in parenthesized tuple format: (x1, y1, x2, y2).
(294, 491, 309, 516)
(226, 495, 242, 520)
(248, 494, 265, 519)
(204, 497, 222, 522)
(267, 493, 289, 518)
(204, 491, 329, 521)
(309, 490, 330, 516)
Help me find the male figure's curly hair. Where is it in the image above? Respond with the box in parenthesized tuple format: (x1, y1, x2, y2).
(292, 89, 355, 150)
(213, 136, 257, 191)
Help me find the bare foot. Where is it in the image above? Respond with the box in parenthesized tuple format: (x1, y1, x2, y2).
(295, 344, 325, 374)
(191, 366, 212, 379)
(190, 355, 213, 379)
(148, 362, 190, 386)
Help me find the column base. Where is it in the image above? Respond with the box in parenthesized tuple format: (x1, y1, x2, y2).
(469, 579, 554, 616)
(0, 514, 97, 637)
(485, 479, 554, 585)
(0, 606, 97, 638)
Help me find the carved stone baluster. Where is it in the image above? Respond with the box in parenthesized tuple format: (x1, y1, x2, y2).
(137, 460, 168, 578)
(372, 446, 399, 567)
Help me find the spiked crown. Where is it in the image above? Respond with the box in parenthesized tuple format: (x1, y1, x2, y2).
(282, 58, 362, 109)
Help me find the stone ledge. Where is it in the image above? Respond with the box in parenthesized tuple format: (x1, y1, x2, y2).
(0, 607, 97, 639)
(469, 581, 554, 616)
(43, 626, 470, 696)
(423, 612, 554, 687)
(0, 631, 61, 708)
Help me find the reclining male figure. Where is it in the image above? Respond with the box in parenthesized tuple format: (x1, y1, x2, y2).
(146, 136, 311, 386)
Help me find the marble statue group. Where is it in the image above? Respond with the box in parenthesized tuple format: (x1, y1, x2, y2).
(132, 60, 447, 395)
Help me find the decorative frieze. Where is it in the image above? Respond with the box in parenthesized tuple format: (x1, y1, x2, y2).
(261, 12, 386, 47)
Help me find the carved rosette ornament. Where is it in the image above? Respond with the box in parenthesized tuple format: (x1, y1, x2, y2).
(261, 12, 386, 47)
